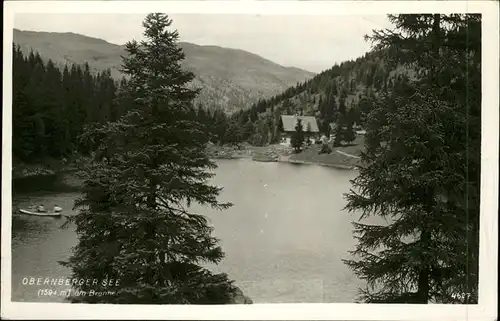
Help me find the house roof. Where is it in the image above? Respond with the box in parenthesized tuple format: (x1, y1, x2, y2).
(281, 115, 319, 132)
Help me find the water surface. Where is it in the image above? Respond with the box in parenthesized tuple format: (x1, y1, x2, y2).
(11, 159, 370, 303)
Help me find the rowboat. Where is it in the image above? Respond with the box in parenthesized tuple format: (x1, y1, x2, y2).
(18, 208, 63, 217)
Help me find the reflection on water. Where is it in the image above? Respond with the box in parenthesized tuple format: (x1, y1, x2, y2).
(11, 160, 371, 303)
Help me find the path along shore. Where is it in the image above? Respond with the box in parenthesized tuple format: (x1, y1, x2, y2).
(207, 137, 364, 170)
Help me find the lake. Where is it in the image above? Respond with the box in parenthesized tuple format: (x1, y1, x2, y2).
(11, 159, 373, 303)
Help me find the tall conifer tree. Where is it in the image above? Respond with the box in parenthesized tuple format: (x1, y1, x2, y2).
(62, 13, 237, 304)
(291, 118, 305, 152)
(343, 14, 481, 304)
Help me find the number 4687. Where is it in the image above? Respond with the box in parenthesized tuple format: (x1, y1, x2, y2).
(451, 292, 471, 301)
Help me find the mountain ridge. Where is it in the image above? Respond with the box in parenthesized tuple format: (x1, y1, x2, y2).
(13, 28, 315, 113)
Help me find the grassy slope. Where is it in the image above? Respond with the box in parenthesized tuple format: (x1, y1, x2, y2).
(288, 136, 364, 168)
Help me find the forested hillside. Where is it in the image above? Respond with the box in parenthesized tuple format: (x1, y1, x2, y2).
(10, 35, 419, 165)
(12, 47, 118, 163)
(229, 49, 418, 146)
(14, 29, 315, 114)
(11, 45, 233, 166)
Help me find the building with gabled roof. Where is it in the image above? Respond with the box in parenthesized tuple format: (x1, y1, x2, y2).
(280, 115, 319, 134)
(279, 115, 320, 145)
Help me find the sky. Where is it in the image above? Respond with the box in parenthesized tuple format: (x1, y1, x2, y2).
(14, 13, 393, 73)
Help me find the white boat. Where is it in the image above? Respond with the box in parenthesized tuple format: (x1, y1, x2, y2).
(18, 208, 63, 217)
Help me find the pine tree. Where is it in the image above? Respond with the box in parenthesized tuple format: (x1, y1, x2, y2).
(338, 95, 347, 117)
(343, 14, 481, 304)
(358, 95, 373, 127)
(325, 91, 337, 128)
(114, 77, 132, 121)
(282, 98, 293, 115)
(61, 13, 238, 304)
(260, 120, 270, 146)
(12, 45, 34, 161)
(67, 64, 87, 153)
(42, 59, 66, 157)
(290, 118, 305, 152)
(212, 108, 228, 144)
(224, 120, 242, 147)
(305, 122, 312, 145)
(93, 69, 116, 123)
(332, 121, 343, 147)
(242, 119, 254, 141)
(269, 110, 282, 144)
(23, 51, 47, 158)
(343, 120, 356, 144)
(343, 108, 357, 144)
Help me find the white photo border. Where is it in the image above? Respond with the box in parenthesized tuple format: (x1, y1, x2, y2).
(2, 1, 498, 320)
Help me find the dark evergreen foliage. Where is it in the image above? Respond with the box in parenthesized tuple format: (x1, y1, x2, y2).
(290, 118, 305, 152)
(343, 14, 481, 304)
(61, 13, 238, 304)
(343, 121, 356, 144)
(342, 108, 357, 144)
(332, 123, 343, 147)
(12, 45, 121, 162)
(230, 45, 400, 145)
(12, 44, 234, 164)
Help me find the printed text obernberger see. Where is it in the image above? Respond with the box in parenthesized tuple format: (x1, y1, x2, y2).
(22, 277, 120, 287)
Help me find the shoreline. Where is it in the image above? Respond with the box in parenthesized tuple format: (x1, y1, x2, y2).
(207, 139, 363, 170)
(277, 157, 355, 170)
(210, 156, 355, 170)
(12, 140, 363, 180)
(209, 151, 359, 170)
(12, 155, 85, 180)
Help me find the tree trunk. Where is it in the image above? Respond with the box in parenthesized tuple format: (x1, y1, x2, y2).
(414, 13, 442, 305)
(417, 229, 430, 303)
